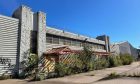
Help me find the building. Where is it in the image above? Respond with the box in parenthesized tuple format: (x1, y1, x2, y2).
(46, 27, 110, 53)
(137, 49, 140, 60)
(111, 41, 138, 59)
(0, 5, 110, 75)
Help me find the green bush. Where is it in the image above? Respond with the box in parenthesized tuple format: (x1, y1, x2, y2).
(51, 47, 134, 78)
(120, 54, 134, 65)
(35, 73, 46, 81)
(74, 59, 83, 73)
(100, 57, 109, 69)
(55, 63, 70, 77)
(93, 57, 109, 70)
(78, 46, 93, 72)
(46, 72, 57, 78)
(106, 72, 121, 79)
(108, 56, 122, 67)
(89, 61, 94, 71)
(0, 74, 11, 80)
(108, 54, 134, 67)
(21, 54, 39, 78)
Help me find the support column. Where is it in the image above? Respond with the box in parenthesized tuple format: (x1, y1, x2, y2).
(36, 11, 46, 58)
(12, 5, 33, 75)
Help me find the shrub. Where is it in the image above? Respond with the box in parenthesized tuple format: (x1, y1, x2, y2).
(74, 59, 83, 73)
(21, 54, 38, 78)
(100, 57, 109, 69)
(46, 72, 57, 79)
(108, 54, 134, 67)
(120, 54, 134, 65)
(89, 61, 94, 71)
(55, 63, 70, 77)
(78, 46, 93, 72)
(34, 73, 46, 81)
(0, 74, 11, 80)
(107, 72, 121, 79)
(94, 57, 109, 70)
(108, 56, 122, 67)
(49, 48, 134, 79)
(127, 72, 140, 77)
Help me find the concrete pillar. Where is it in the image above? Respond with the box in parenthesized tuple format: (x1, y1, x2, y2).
(96, 35, 111, 52)
(34, 11, 47, 57)
(12, 5, 34, 74)
(33, 12, 46, 72)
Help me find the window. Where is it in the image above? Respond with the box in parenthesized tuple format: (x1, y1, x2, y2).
(46, 35, 53, 43)
(102, 45, 105, 50)
(98, 45, 101, 49)
(64, 39, 71, 45)
(53, 36, 59, 44)
(95, 45, 98, 49)
(76, 41, 81, 47)
(46, 34, 106, 50)
(59, 37, 64, 45)
(71, 40, 76, 46)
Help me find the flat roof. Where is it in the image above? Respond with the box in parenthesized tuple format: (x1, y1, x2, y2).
(0, 14, 19, 21)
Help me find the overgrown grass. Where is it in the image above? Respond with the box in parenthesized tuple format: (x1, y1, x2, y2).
(0, 74, 12, 80)
(126, 72, 140, 77)
(52, 53, 134, 78)
(100, 72, 122, 80)
(99, 71, 140, 81)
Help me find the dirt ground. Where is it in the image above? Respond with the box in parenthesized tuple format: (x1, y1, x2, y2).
(0, 62, 140, 84)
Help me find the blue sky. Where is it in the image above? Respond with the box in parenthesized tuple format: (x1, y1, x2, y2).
(0, 0, 140, 48)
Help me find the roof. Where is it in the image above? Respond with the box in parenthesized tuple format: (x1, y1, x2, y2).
(46, 26, 105, 45)
(0, 14, 19, 21)
(112, 41, 128, 45)
(44, 46, 73, 55)
(44, 46, 110, 56)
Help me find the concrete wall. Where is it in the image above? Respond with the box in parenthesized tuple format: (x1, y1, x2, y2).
(96, 35, 111, 52)
(0, 14, 19, 75)
(46, 43, 106, 52)
(111, 42, 138, 58)
(129, 44, 138, 59)
(36, 12, 47, 57)
(46, 27, 107, 52)
(111, 44, 120, 55)
(13, 5, 47, 74)
(13, 5, 33, 73)
(119, 42, 131, 54)
(46, 27, 105, 45)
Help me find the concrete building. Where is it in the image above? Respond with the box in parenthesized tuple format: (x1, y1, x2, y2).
(0, 5, 110, 75)
(111, 41, 138, 59)
(137, 49, 140, 59)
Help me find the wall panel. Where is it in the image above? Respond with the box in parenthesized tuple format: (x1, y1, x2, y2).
(0, 15, 19, 75)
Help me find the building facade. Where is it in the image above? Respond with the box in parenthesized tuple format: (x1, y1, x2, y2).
(111, 41, 138, 59)
(0, 5, 110, 75)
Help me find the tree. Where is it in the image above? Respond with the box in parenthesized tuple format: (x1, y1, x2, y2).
(78, 45, 93, 71)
